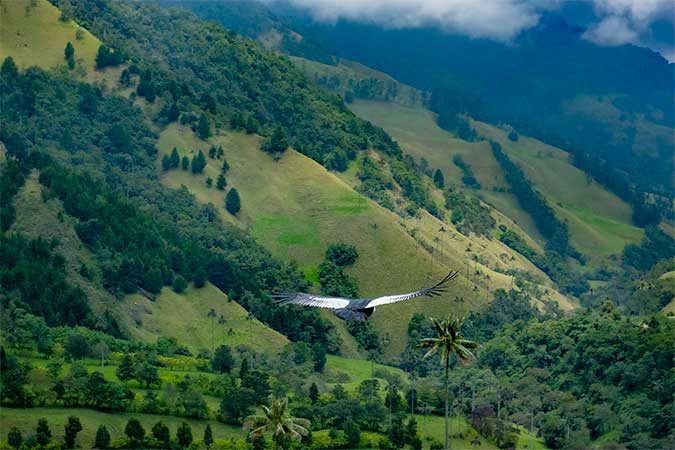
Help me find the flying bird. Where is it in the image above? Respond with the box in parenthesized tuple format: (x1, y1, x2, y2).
(273, 271, 458, 321)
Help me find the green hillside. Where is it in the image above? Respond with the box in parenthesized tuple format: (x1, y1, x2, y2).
(0, 0, 99, 72)
(156, 124, 577, 357)
(474, 121, 644, 264)
(157, 125, 472, 358)
(122, 283, 289, 356)
(347, 99, 643, 266)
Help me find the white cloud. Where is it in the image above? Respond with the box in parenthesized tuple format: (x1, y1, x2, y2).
(277, 0, 674, 58)
(583, 0, 673, 47)
(582, 15, 639, 46)
(283, 0, 549, 41)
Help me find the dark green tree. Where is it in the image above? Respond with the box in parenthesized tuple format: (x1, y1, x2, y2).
(325, 243, 359, 267)
(343, 418, 361, 448)
(95, 425, 110, 449)
(193, 267, 208, 288)
(36, 418, 52, 446)
(433, 169, 445, 188)
(177, 422, 193, 448)
(312, 343, 327, 372)
(7, 427, 22, 449)
(309, 383, 319, 404)
(198, 113, 211, 139)
(64, 42, 75, 69)
(508, 130, 519, 141)
(206, 177, 213, 188)
(170, 147, 180, 168)
(108, 124, 132, 153)
(225, 188, 241, 215)
(162, 154, 171, 171)
(152, 421, 171, 448)
(64, 416, 83, 449)
(221, 158, 230, 173)
(191, 150, 207, 174)
(135, 362, 160, 388)
(211, 345, 234, 373)
(262, 126, 288, 154)
(0, 348, 28, 406)
(209, 146, 217, 159)
(181, 156, 189, 170)
(245, 116, 259, 134)
(124, 418, 145, 445)
(218, 386, 255, 424)
(216, 174, 227, 190)
(240, 358, 249, 379)
(116, 354, 135, 383)
(389, 416, 407, 449)
(173, 275, 188, 293)
(1, 57, 18, 80)
(204, 424, 213, 448)
(65, 333, 90, 360)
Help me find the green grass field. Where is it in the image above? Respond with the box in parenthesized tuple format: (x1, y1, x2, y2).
(0, 0, 99, 72)
(0, 407, 244, 447)
(122, 283, 289, 356)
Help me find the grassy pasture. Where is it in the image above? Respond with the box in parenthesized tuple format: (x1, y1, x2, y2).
(122, 283, 289, 356)
(0, 0, 99, 72)
(0, 407, 244, 447)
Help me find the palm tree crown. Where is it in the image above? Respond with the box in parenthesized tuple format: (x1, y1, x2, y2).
(417, 316, 478, 377)
(244, 397, 310, 444)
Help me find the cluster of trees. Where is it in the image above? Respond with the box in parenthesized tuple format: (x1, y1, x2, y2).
(490, 141, 574, 257)
(57, 0, 443, 215)
(443, 188, 495, 237)
(95, 44, 126, 69)
(356, 156, 394, 210)
(452, 155, 480, 189)
(6, 415, 211, 449)
(0, 58, 337, 350)
(490, 141, 591, 295)
(6, 416, 82, 450)
(0, 234, 91, 327)
(622, 226, 675, 271)
(477, 309, 674, 449)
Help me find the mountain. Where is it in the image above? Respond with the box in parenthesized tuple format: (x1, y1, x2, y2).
(1, 1, 673, 449)
(255, 6, 675, 226)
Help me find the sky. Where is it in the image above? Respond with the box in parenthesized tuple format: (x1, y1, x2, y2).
(280, 0, 675, 60)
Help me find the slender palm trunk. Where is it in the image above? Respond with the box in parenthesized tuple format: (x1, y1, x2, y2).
(445, 361, 450, 450)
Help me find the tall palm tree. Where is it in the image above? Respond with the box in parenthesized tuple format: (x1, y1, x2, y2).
(417, 316, 478, 450)
(243, 397, 310, 449)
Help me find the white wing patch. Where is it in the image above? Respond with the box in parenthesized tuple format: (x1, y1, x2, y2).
(366, 291, 428, 308)
(273, 292, 351, 309)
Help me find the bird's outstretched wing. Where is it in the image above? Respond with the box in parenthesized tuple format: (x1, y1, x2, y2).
(272, 292, 351, 309)
(365, 271, 458, 308)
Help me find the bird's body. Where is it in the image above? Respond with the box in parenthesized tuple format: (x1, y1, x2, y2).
(273, 271, 458, 321)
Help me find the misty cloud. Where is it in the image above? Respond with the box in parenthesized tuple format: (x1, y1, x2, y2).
(282, 0, 549, 40)
(278, 0, 673, 58)
(582, 0, 673, 47)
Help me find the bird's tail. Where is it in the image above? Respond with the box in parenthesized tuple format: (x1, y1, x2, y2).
(333, 308, 368, 321)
